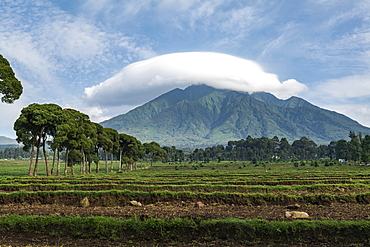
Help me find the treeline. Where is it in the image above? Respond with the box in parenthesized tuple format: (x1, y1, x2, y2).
(0, 147, 36, 160)
(189, 131, 370, 163)
(13, 103, 172, 177)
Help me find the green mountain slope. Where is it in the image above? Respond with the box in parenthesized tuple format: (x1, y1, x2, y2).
(101, 85, 370, 147)
(0, 136, 17, 145)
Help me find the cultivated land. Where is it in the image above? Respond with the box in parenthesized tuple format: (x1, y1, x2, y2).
(0, 160, 369, 246)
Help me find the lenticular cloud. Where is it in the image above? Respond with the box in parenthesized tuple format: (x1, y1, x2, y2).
(83, 52, 307, 106)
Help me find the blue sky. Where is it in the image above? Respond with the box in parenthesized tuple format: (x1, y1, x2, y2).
(1, 0, 370, 139)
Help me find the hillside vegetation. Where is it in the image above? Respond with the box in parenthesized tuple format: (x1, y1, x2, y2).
(102, 85, 370, 147)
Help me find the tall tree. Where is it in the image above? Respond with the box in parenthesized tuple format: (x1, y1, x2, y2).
(14, 106, 38, 176)
(348, 131, 361, 162)
(0, 54, 22, 103)
(104, 128, 119, 172)
(118, 133, 144, 171)
(144, 142, 164, 166)
(94, 123, 110, 173)
(61, 109, 96, 175)
(292, 137, 317, 160)
(335, 139, 348, 160)
(14, 103, 64, 176)
(278, 137, 292, 160)
(361, 135, 370, 162)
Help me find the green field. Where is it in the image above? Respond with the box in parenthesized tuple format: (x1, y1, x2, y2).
(0, 159, 369, 246)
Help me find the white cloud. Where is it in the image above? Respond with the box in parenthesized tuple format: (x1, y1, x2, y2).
(308, 74, 370, 100)
(0, 96, 28, 138)
(83, 105, 139, 124)
(320, 103, 370, 128)
(83, 52, 308, 106)
(0, 1, 108, 82)
(118, 37, 157, 62)
(302, 73, 370, 128)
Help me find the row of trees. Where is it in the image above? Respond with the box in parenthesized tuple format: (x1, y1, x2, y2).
(13, 103, 166, 176)
(0, 146, 35, 160)
(189, 132, 370, 163)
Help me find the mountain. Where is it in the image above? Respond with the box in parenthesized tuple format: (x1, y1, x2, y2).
(0, 136, 17, 145)
(0, 136, 19, 150)
(101, 85, 370, 147)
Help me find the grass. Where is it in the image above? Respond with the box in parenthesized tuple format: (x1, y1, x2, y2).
(0, 214, 369, 245)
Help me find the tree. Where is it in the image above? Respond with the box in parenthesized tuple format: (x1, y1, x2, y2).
(348, 131, 361, 162)
(14, 107, 38, 176)
(94, 123, 109, 173)
(292, 137, 317, 160)
(278, 137, 292, 160)
(361, 135, 370, 162)
(335, 139, 348, 161)
(103, 128, 119, 172)
(327, 141, 337, 160)
(118, 134, 141, 171)
(118, 134, 144, 171)
(0, 54, 22, 103)
(14, 103, 64, 176)
(143, 142, 164, 166)
(61, 109, 97, 175)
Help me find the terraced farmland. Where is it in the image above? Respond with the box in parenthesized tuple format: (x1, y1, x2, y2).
(0, 160, 369, 246)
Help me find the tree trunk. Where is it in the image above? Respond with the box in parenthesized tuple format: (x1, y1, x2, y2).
(119, 149, 123, 172)
(34, 146, 39, 176)
(105, 150, 108, 173)
(110, 153, 114, 172)
(43, 136, 50, 176)
(28, 138, 36, 176)
(88, 161, 92, 174)
(84, 152, 89, 174)
(80, 150, 84, 174)
(64, 148, 68, 176)
(34, 128, 44, 176)
(57, 150, 60, 176)
(33, 139, 41, 176)
(51, 148, 56, 175)
(96, 160, 99, 173)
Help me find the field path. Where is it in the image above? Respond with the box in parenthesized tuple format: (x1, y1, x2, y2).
(0, 202, 369, 221)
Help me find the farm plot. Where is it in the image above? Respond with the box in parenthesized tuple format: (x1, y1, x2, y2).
(0, 161, 369, 246)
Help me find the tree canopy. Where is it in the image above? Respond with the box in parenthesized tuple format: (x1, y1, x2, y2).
(0, 54, 22, 103)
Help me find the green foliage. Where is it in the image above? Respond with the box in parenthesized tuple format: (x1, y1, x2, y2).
(0, 54, 22, 103)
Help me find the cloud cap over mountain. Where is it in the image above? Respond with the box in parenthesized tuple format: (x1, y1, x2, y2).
(83, 52, 308, 106)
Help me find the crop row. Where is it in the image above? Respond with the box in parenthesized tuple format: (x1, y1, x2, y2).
(0, 190, 369, 206)
(1, 175, 368, 186)
(0, 183, 368, 194)
(0, 214, 369, 245)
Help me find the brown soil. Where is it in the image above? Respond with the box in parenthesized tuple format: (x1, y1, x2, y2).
(0, 202, 369, 221)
